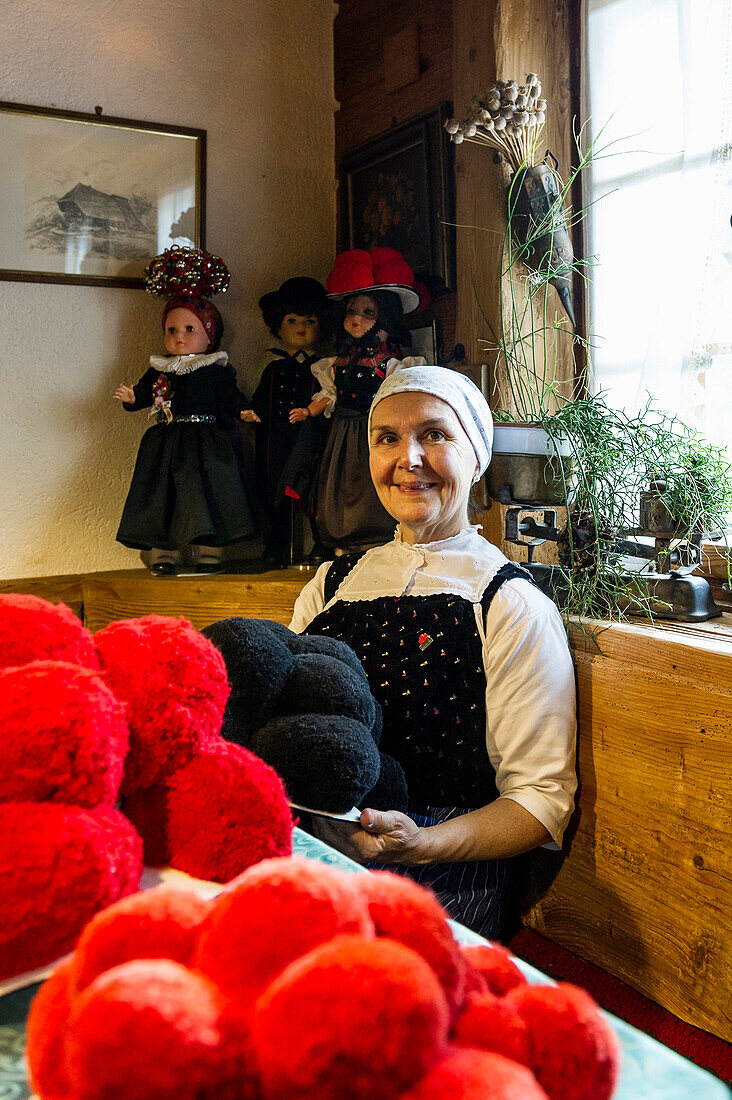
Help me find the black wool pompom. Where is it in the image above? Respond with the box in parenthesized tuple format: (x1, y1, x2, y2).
(286, 632, 366, 680)
(362, 752, 409, 812)
(202, 618, 293, 745)
(251, 714, 381, 813)
(276, 653, 376, 730)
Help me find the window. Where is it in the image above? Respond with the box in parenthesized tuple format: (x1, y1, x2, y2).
(583, 0, 731, 460)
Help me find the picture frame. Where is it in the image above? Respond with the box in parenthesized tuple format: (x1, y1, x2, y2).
(338, 105, 456, 292)
(406, 319, 440, 363)
(455, 363, 490, 400)
(0, 101, 206, 288)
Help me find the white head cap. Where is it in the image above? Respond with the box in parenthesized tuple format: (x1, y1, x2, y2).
(368, 365, 493, 475)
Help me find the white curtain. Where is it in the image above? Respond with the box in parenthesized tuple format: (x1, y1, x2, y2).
(583, 0, 732, 455)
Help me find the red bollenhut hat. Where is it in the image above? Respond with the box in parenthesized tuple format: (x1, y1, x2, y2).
(325, 247, 426, 313)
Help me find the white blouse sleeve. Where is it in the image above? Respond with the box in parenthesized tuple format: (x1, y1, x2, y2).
(482, 579, 577, 846)
(289, 561, 332, 632)
(310, 357, 337, 417)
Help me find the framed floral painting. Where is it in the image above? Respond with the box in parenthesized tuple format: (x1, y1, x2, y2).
(338, 104, 455, 291)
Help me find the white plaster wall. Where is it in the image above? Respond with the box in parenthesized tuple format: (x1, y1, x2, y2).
(0, 0, 336, 578)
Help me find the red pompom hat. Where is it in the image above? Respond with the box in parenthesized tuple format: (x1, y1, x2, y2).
(325, 247, 427, 313)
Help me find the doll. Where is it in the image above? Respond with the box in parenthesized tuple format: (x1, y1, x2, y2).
(114, 248, 254, 575)
(286, 247, 427, 553)
(240, 277, 331, 566)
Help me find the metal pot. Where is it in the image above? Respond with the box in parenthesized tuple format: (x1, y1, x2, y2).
(486, 422, 573, 505)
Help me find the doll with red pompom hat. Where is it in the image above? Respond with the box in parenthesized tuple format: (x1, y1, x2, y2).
(283, 246, 429, 552)
(114, 246, 254, 575)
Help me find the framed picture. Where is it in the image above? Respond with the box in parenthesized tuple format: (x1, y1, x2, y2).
(338, 105, 455, 291)
(0, 101, 206, 288)
(454, 363, 490, 399)
(407, 320, 440, 363)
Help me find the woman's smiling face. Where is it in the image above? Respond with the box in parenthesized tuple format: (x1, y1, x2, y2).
(369, 391, 478, 545)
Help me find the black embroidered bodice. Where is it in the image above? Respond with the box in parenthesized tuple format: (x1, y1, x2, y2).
(304, 559, 532, 810)
(333, 345, 392, 413)
(251, 350, 318, 424)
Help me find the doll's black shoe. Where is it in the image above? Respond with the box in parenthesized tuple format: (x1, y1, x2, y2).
(195, 561, 224, 575)
(149, 561, 176, 576)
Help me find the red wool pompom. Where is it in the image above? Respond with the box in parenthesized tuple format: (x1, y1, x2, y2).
(325, 249, 374, 295)
(369, 245, 415, 286)
(26, 958, 75, 1100)
(350, 871, 467, 1022)
(402, 1047, 548, 1099)
(65, 959, 243, 1100)
(194, 857, 373, 1011)
(253, 936, 449, 1100)
(463, 961, 490, 998)
(451, 991, 531, 1065)
(166, 741, 293, 883)
(121, 783, 171, 866)
(0, 803, 142, 979)
(0, 661, 128, 808)
(71, 887, 211, 994)
(461, 942, 528, 997)
(506, 983, 621, 1100)
(94, 615, 230, 794)
(0, 593, 98, 672)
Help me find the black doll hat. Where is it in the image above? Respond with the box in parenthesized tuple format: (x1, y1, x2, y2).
(258, 277, 329, 318)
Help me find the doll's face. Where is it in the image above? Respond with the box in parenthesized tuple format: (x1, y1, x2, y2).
(343, 294, 379, 340)
(164, 308, 210, 356)
(279, 313, 319, 354)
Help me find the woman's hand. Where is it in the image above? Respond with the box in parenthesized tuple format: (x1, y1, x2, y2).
(114, 384, 135, 403)
(308, 808, 427, 865)
(289, 407, 310, 423)
(241, 409, 261, 423)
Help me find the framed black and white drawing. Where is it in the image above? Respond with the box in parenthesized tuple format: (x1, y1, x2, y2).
(338, 105, 456, 292)
(0, 101, 206, 288)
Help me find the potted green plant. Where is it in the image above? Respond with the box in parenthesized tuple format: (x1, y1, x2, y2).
(447, 82, 732, 621)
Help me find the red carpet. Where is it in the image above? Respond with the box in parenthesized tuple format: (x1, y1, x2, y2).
(509, 928, 732, 1085)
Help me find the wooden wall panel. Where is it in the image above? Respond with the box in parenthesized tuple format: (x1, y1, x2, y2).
(524, 628, 732, 1042)
(333, 0, 456, 358)
(81, 570, 315, 633)
(334, 0, 454, 158)
(0, 574, 84, 618)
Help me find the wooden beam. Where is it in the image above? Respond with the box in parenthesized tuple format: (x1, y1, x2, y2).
(452, 0, 577, 407)
(0, 574, 84, 618)
(81, 569, 316, 633)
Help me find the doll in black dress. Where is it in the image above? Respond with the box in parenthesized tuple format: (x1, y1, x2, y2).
(292, 248, 428, 552)
(114, 248, 254, 575)
(240, 277, 331, 566)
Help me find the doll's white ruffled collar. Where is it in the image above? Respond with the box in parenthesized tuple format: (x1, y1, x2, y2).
(149, 351, 228, 375)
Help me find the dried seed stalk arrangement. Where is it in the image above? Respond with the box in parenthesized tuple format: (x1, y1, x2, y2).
(445, 74, 546, 171)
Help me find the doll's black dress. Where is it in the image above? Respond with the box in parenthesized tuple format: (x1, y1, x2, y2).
(116, 354, 254, 551)
(250, 349, 319, 559)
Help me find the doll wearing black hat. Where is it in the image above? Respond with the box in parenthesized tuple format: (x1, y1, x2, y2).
(241, 278, 331, 566)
